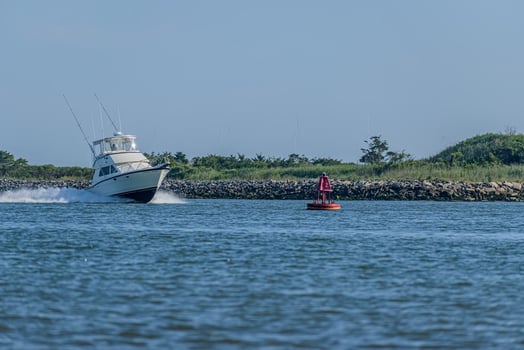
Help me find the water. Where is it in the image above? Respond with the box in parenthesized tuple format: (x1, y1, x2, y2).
(1, 189, 524, 349)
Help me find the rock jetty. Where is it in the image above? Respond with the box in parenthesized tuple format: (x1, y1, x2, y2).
(1, 178, 524, 201)
(0, 179, 90, 192)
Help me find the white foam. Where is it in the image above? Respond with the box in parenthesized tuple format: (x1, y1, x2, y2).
(150, 191, 186, 204)
(0, 187, 124, 203)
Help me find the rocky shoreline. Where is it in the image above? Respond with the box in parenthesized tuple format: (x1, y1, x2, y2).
(1, 178, 524, 201)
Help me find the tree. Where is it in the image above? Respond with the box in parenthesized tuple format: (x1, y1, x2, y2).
(286, 153, 309, 167)
(360, 136, 389, 164)
(0, 150, 28, 176)
(173, 152, 188, 165)
(429, 133, 524, 165)
(252, 153, 268, 168)
(449, 151, 464, 166)
(505, 126, 517, 135)
(386, 150, 412, 164)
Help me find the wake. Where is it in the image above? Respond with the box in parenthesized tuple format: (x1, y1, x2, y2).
(0, 187, 123, 203)
(0, 188, 185, 204)
(150, 191, 186, 204)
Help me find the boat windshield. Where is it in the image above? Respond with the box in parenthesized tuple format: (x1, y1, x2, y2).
(94, 135, 138, 155)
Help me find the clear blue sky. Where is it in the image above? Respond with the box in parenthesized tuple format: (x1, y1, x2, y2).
(2, 1, 524, 166)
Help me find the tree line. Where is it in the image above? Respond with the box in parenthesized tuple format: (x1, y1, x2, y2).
(145, 151, 343, 169)
(2, 133, 524, 180)
(0, 151, 91, 179)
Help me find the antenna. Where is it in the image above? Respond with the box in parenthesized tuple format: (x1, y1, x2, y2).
(117, 105, 122, 131)
(98, 101, 104, 139)
(91, 112, 96, 141)
(94, 93, 119, 133)
(293, 117, 299, 154)
(63, 95, 96, 157)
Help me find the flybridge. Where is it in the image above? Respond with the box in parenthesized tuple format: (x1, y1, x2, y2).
(92, 133, 139, 157)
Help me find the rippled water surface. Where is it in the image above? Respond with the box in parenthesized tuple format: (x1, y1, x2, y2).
(2, 189, 524, 349)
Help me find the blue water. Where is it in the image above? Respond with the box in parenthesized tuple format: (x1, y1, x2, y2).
(1, 188, 524, 349)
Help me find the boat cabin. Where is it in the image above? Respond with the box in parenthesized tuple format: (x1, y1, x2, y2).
(90, 132, 152, 181)
(93, 133, 139, 158)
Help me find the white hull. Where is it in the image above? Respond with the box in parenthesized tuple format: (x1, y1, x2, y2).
(88, 164, 169, 203)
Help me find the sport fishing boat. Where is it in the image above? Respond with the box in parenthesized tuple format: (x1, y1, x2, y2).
(88, 132, 170, 203)
(64, 95, 170, 203)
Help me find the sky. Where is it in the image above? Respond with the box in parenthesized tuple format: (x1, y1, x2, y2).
(2, 1, 524, 166)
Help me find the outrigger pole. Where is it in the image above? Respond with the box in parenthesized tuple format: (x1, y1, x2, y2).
(63, 94, 96, 157)
(94, 93, 119, 133)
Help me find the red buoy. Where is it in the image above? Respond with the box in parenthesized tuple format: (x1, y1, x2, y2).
(306, 173, 341, 210)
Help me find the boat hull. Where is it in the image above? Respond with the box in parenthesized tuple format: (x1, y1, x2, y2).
(113, 186, 159, 203)
(306, 202, 341, 210)
(88, 165, 169, 203)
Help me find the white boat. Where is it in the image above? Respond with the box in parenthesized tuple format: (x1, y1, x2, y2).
(88, 132, 170, 203)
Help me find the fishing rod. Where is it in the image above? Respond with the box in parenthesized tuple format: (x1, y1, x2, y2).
(94, 93, 120, 133)
(63, 94, 96, 157)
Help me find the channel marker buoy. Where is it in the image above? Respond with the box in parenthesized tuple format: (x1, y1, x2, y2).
(306, 173, 341, 210)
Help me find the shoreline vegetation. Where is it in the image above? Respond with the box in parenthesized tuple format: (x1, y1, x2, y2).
(3, 133, 524, 200)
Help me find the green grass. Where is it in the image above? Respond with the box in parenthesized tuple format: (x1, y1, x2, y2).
(377, 164, 524, 182)
(6, 162, 524, 183)
(170, 163, 524, 182)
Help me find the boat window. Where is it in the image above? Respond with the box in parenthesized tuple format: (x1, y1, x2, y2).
(123, 139, 136, 151)
(99, 165, 118, 177)
(108, 140, 122, 152)
(101, 138, 137, 153)
(99, 166, 110, 176)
